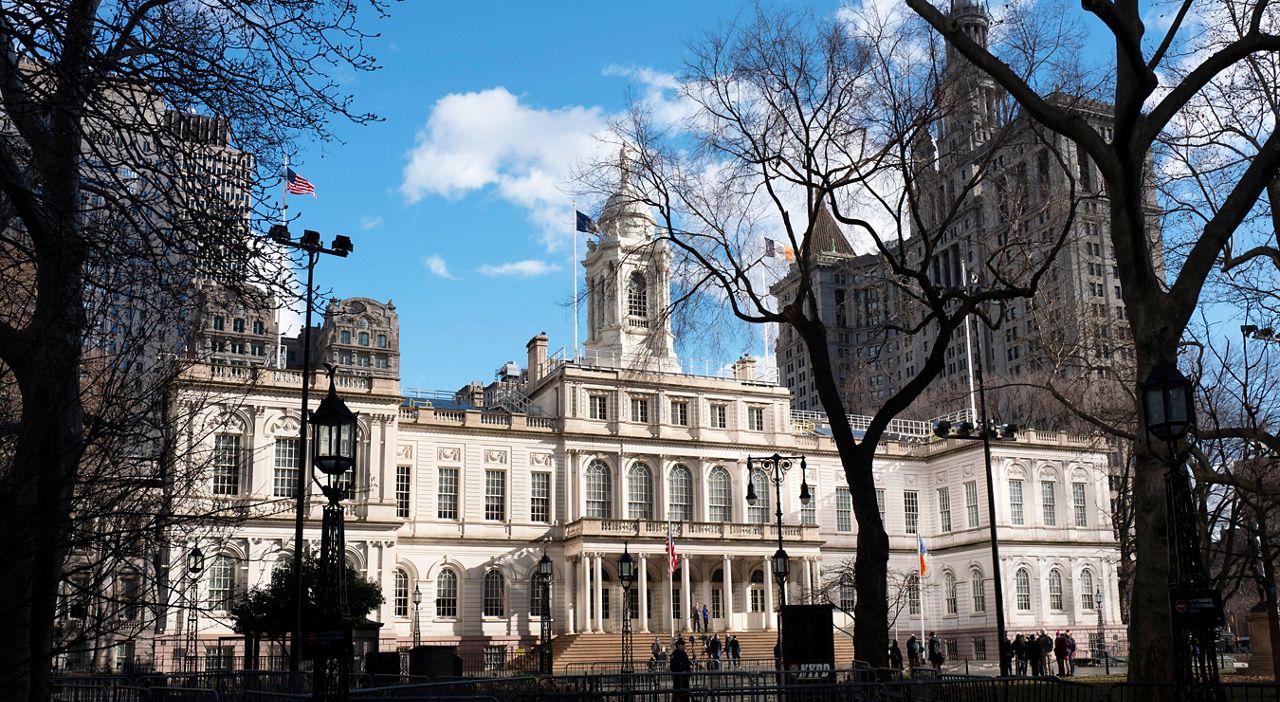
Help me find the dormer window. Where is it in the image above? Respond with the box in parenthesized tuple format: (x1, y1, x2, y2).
(339, 330, 351, 345)
(376, 334, 387, 348)
(358, 331, 369, 346)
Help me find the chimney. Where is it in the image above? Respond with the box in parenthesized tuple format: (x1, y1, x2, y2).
(527, 332, 549, 383)
(733, 355, 757, 381)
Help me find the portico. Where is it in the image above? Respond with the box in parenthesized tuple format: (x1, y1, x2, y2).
(562, 518, 823, 635)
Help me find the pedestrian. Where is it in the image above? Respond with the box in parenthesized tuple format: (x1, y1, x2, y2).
(652, 637, 661, 659)
(1065, 630, 1077, 676)
(1054, 631, 1068, 676)
(1001, 634, 1014, 676)
(927, 631, 945, 671)
(889, 640, 904, 672)
(709, 633, 722, 669)
(1012, 634, 1027, 676)
(702, 602, 711, 633)
(670, 638, 692, 702)
(1037, 631, 1053, 677)
(691, 602, 700, 633)
(729, 634, 741, 668)
(906, 634, 921, 668)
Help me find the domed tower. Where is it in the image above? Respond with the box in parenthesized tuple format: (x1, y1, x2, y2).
(582, 148, 680, 373)
(938, 0, 1003, 160)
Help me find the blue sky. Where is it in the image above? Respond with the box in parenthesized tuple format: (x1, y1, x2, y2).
(281, 1, 849, 392)
(281, 0, 1131, 392)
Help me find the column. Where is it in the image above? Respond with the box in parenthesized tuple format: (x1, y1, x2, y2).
(681, 554, 692, 632)
(639, 554, 650, 633)
(722, 555, 733, 631)
(803, 556, 813, 602)
(764, 555, 774, 630)
(593, 553, 604, 633)
(577, 554, 590, 634)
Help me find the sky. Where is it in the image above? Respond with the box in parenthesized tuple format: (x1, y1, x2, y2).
(281, 2, 856, 393)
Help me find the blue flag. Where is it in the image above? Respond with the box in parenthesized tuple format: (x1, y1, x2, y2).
(575, 210, 599, 234)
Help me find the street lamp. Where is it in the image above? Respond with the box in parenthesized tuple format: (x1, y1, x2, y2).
(537, 549, 554, 674)
(1096, 588, 1108, 675)
(271, 224, 354, 674)
(310, 365, 359, 702)
(618, 543, 636, 673)
(411, 585, 422, 648)
(746, 453, 808, 672)
(185, 546, 205, 673)
(1139, 359, 1223, 698)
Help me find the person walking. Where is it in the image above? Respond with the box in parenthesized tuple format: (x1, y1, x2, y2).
(1012, 634, 1027, 676)
(728, 635, 741, 668)
(1037, 631, 1053, 677)
(709, 634, 722, 670)
(889, 640, 904, 672)
(1054, 631, 1069, 676)
(691, 602, 700, 633)
(906, 634, 921, 669)
(670, 638, 692, 702)
(702, 603, 711, 633)
(927, 631, 945, 671)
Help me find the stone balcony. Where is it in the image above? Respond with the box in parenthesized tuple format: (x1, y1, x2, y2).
(564, 517, 821, 544)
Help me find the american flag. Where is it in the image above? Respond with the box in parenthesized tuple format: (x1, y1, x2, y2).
(286, 167, 317, 197)
(666, 521, 679, 575)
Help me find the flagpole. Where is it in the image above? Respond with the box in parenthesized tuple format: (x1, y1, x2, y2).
(276, 155, 289, 368)
(961, 260, 978, 422)
(572, 202, 579, 361)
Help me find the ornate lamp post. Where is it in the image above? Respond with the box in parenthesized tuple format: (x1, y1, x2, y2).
(1140, 359, 1223, 699)
(746, 453, 809, 671)
(537, 549, 554, 674)
(309, 365, 359, 702)
(1096, 588, 1108, 675)
(618, 544, 636, 673)
(411, 585, 422, 648)
(269, 225, 354, 673)
(184, 546, 204, 673)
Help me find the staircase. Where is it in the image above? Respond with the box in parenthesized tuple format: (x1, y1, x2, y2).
(551, 629, 856, 672)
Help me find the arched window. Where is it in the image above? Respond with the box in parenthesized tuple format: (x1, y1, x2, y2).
(586, 461, 613, 518)
(628, 463, 653, 520)
(627, 272, 648, 319)
(1080, 569, 1096, 610)
(206, 555, 238, 609)
(483, 570, 505, 617)
(1015, 568, 1032, 611)
(839, 579, 856, 611)
(708, 467, 732, 522)
(1048, 569, 1064, 610)
(944, 571, 958, 615)
(970, 567, 986, 612)
(668, 465, 693, 521)
(747, 468, 770, 523)
(436, 568, 458, 618)
(394, 569, 410, 617)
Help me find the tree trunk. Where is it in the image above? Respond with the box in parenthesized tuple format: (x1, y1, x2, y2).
(849, 446, 890, 669)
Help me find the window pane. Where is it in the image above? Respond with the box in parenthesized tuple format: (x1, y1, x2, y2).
(904, 491, 919, 534)
(628, 464, 652, 520)
(1049, 569, 1063, 610)
(1042, 481, 1057, 526)
(207, 556, 237, 609)
(586, 461, 612, 518)
(438, 467, 458, 520)
(394, 569, 409, 617)
(273, 438, 299, 498)
(669, 465, 692, 521)
(708, 467, 732, 522)
(396, 465, 411, 518)
(1009, 480, 1024, 525)
(1081, 570, 1096, 610)
(531, 472, 551, 523)
(436, 569, 458, 617)
(483, 571, 505, 617)
(747, 469, 769, 524)
(965, 481, 979, 528)
(1073, 482, 1088, 527)
(1015, 569, 1031, 610)
(213, 434, 242, 495)
(485, 470, 506, 521)
(938, 487, 952, 533)
(836, 488, 852, 532)
(971, 569, 986, 612)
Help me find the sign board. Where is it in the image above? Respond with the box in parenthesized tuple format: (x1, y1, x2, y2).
(780, 604, 836, 684)
(1169, 588, 1225, 627)
(303, 623, 353, 660)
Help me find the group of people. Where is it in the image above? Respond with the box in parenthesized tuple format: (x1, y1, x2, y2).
(890, 632, 946, 672)
(689, 602, 712, 633)
(1008, 630, 1079, 677)
(651, 633, 741, 671)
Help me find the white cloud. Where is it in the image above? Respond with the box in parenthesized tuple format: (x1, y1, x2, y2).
(423, 254, 457, 279)
(401, 87, 615, 250)
(359, 215, 383, 230)
(602, 65, 695, 127)
(477, 259, 562, 278)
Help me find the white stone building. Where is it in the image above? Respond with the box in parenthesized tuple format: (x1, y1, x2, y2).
(153, 167, 1123, 672)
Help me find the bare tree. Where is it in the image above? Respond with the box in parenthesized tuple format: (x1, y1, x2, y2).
(598, 5, 1083, 668)
(0, 3, 385, 699)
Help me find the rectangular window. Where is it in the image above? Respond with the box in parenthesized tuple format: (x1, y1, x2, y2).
(710, 403, 727, 429)
(945, 639, 958, 659)
(908, 577, 921, 615)
(273, 438, 300, 498)
(438, 467, 459, 520)
(671, 400, 689, 426)
(904, 490, 919, 534)
(801, 485, 816, 526)
(396, 465, 411, 518)
(483, 646, 507, 672)
(212, 434, 242, 495)
(485, 470, 506, 521)
(631, 396, 650, 423)
(1009, 480, 1025, 525)
(836, 488, 852, 532)
(965, 481, 979, 528)
(1041, 481, 1057, 526)
(938, 487, 952, 533)
(876, 488, 885, 524)
(589, 394, 608, 420)
(973, 638, 988, 661)
(1073, 482, 1088, 527)
(748, 406, 765, 431)
(531, 472, 551, 523)
(750, 588, 764, 613)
